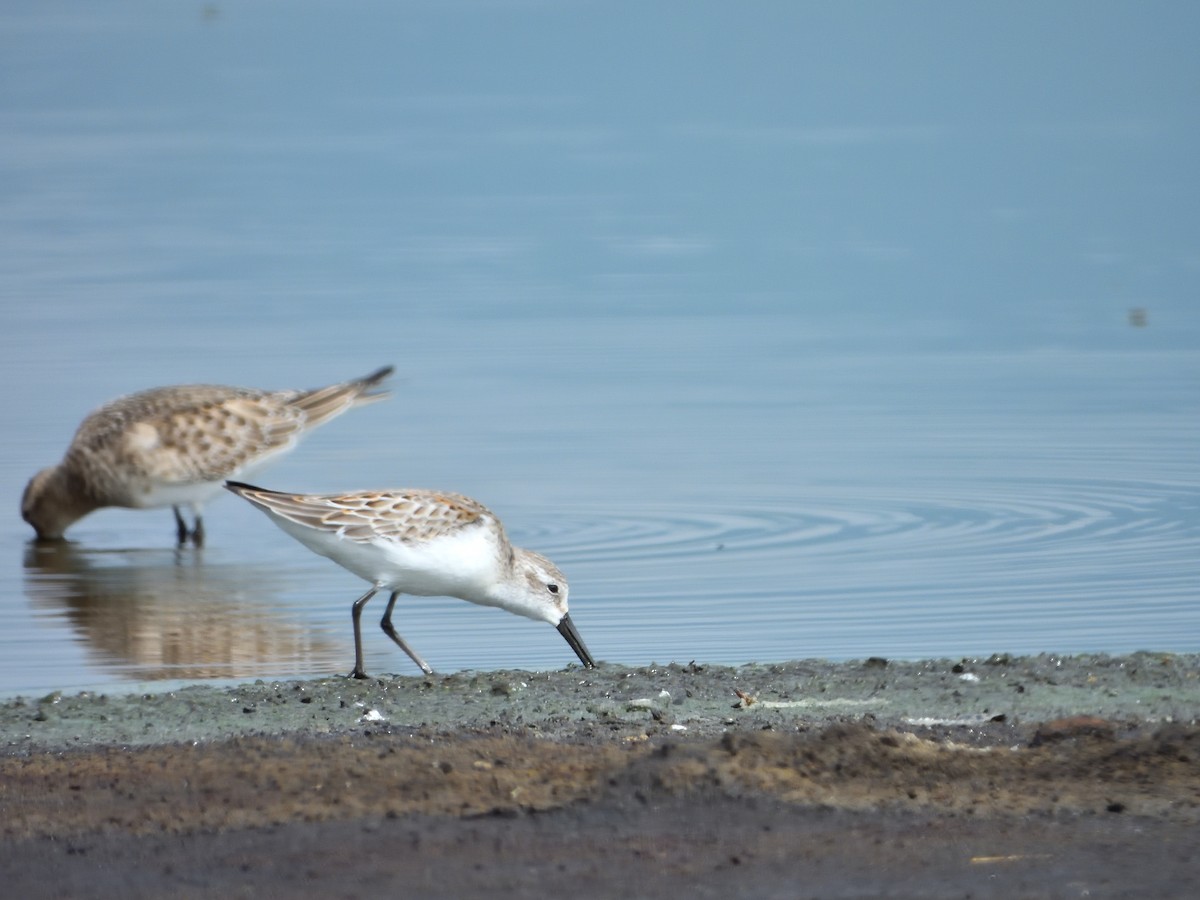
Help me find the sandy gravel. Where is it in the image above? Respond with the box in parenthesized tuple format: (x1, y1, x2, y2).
(2, 653, 1198, 897)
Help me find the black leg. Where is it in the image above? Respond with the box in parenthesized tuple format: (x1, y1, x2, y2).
(173, 507, 205, 547)
(173, 506, 189, 546)
(350, 587, 379, 679)
(380, 591, 435, 675)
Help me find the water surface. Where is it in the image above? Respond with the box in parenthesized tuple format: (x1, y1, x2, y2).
(2, 3, 1197, 696)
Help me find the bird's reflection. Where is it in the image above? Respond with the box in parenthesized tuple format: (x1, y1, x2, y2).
(23, 541, 338, 682)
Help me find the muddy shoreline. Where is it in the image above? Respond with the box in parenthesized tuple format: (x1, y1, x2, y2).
(2, 654, 1198, 897)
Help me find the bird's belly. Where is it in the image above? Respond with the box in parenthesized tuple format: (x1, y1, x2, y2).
(120, 445, 295, 510)
(276, 520, 496, 600)
(126, 479, 224, 510)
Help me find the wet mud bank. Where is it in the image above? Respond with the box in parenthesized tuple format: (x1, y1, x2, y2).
(2, 653, 1198, 897)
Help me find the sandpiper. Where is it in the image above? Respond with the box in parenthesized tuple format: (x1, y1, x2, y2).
(224, 480, 596, 678)
(22, 366, 394, 546)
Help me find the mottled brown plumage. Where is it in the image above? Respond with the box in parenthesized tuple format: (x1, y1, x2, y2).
(22, 366, 393, 545)
(234, 488, 489, 543)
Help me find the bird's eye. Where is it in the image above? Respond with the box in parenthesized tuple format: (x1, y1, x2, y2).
(547, 583, 559, 594)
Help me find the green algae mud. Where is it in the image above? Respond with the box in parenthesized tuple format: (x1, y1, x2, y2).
(2, 653, 1196, 752)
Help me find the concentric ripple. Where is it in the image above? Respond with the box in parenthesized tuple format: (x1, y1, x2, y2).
(538, 477, 1197, 564)
(527, 477, 1200, 664)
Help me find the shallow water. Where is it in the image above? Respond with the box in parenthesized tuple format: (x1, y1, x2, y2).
(2, 3, 1198, 696)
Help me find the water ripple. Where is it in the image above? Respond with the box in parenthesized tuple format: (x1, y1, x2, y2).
(541, 478, 1199, 569)
(529, 478, 1199, 662)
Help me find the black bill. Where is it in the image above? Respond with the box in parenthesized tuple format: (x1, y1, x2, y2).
(556, 613, 596, 669)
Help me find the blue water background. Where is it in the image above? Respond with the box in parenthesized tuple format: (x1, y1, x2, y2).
(1, 2, 1197, 696)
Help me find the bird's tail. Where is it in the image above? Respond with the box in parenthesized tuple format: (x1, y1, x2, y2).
(285, 365, 395, 428)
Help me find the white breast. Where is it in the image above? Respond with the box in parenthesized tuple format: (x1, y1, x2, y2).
(271, 514, 503, 603)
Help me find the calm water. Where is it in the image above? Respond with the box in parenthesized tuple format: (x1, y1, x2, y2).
(2, 3, 1198, 697)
